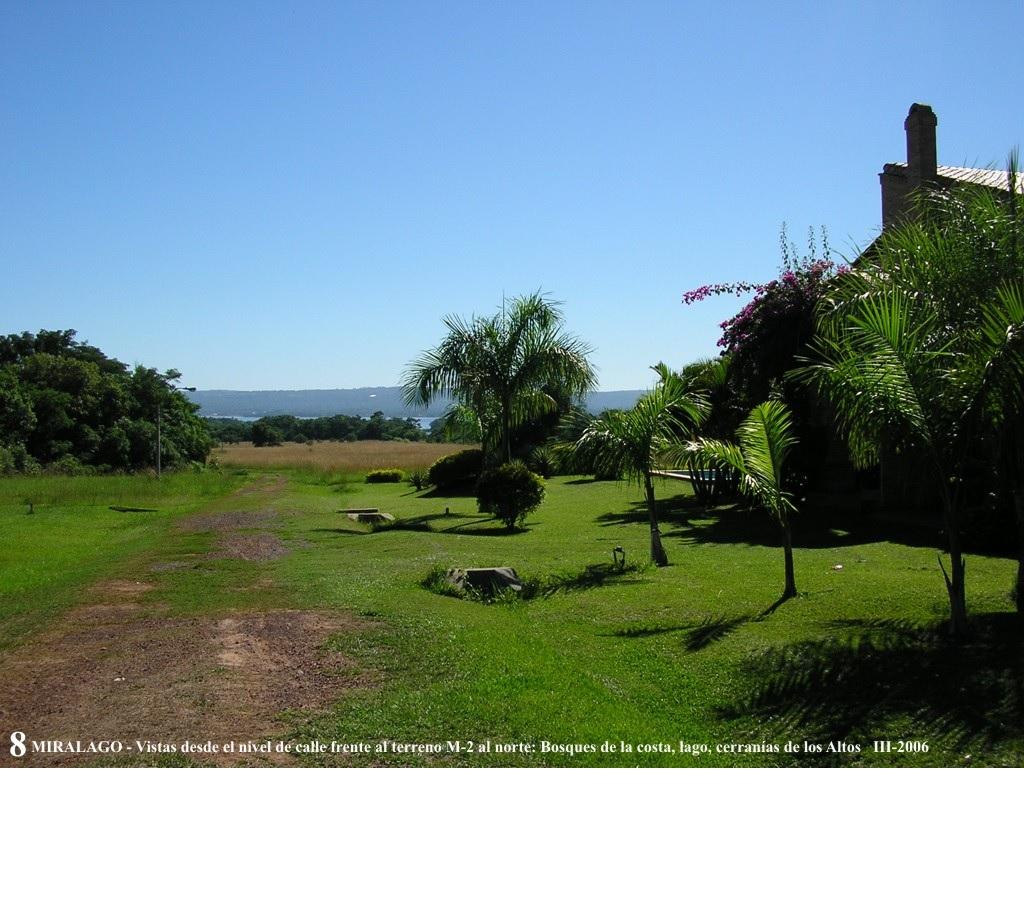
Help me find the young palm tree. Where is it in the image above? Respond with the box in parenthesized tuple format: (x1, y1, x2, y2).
(402, 292, 596, 464)
(800, 190, 1024, 634)
(683, 400, 800, 600)
(671, 356, 742, 504)
(570, 370, 707, 566)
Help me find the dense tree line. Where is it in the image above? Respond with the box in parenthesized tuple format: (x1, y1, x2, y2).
(0, 329, 211, 473)
(206, 411, 445, 446)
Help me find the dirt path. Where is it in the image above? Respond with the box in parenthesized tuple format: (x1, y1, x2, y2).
(0, 474, 370, 767)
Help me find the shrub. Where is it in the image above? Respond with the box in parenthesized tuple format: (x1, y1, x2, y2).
(251, 422, 284, 447)
(428, 448, 484, 489)
(528, 444, 559, 478)
(365, 468, 404, 483)
(408, 468, 429, 490)
(476, 462, 545, 530)
(50, 454, 92, 476)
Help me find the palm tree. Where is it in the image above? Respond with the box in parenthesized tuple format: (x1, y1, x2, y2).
(799, 176, 1024, 634)
(672, 356, 742, 505)
(682, 400, 800, 600)
(570, 369, 707, 566)
(402, 292, 596, 464)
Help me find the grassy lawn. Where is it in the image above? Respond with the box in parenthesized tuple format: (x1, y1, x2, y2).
(3, 461, 1020, 766)
(0, 471, 242, 650)
(276, 475, 1019, 766)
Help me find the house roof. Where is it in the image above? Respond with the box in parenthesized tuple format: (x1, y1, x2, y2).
(883, 162, 1024, 193)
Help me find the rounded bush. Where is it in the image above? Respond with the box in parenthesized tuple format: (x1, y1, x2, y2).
(476, 463, 545, 530)
(428, 448, 484, 489)
(365, 468, 404, 483)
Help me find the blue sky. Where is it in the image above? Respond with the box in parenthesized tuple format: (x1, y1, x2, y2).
(2, 0, 1022, 391)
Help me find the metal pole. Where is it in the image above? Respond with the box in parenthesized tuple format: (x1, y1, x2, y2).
(156, 403, 161, 479)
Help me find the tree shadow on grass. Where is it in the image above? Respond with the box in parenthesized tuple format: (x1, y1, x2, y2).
(610, 611, 769, 651)
(597, 495, 956, 552)
(421, 561, 646, 602)
(366, 512, 529, 537)
(538, 562, 647, 595)
(721, 613, 1024, 756)
(681, 614, 754, 651)
(417, 486, 478, 499)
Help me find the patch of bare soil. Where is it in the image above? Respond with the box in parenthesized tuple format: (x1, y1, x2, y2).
(0, 604, 369, 767)
(214, 531, 289, 562)
(176, 508, 289, 563)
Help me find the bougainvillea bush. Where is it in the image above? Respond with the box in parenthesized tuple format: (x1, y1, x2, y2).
(683, 255, 843, 402)
(682, 230, 845, 491)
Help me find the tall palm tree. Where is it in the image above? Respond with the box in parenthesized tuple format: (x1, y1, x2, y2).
(570, 370, 707, 566)
(799, 179, 1024, 634)
(682, 400, 800, 600)
(402, 292, 596, 464)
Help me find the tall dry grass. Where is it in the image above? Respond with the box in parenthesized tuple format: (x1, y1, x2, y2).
(212, 440, 476, 473)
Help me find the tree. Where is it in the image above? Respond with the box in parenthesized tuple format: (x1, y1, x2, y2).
(0, 330, 210, 471)
(682, 230, 839, 493)
(402, 292, 596, 464)
(251, 420, 284, 447)
(476, 462, 546, 531)
(683, 400, 800, 600)
(569, 369, 707, 566)
(799, 173, 1024, 634)
(669, 357, 742, 505)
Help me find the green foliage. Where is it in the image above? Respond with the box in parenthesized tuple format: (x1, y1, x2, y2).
(681, 229, 839, 490)
(408, 468, 429, 490)
(528, 443, 559, 478)
(0, 329, 211, 472)
(403, 291, 597, 463)
(251, 421, 284, 447)
(683, 400, 800, 598)
(203, 417, 252, 444)
(365, 468, 404, 483)
(567, 369, 707, 565)
(475, 462, 546, 530)
(798, 168, 1024, 631)
(233, 412, 428, 446)
(428, 448, 484, 489)
(687, 401, 797, 522)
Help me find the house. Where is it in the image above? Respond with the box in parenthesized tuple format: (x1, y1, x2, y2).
(879, 103, 1023, 229)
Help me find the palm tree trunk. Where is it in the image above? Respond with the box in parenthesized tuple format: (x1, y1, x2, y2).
(644, 472, 668, 567)
(781, 521, 797, 599)
(942, 494, 968, 637)
(501, 403, 511, 464)
(1014, 487, 1024, 615)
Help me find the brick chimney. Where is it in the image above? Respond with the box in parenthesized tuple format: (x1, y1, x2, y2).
(905, 103, 938, 182)
(880, 103, 938, 229)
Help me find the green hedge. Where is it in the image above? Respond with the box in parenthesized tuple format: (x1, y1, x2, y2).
(428, 448, 484, 489)
(365, 468, 404, 483)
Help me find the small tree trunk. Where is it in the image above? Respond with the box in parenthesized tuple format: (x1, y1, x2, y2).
(781, 519, 797, 599)
(943, 495, 968, 638)
(1013, 487, 1024, 615)
(501, 405, 512, 464)
(644, 473, 668, 567)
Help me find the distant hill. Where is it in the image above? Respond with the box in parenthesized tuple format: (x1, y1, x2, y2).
(186, 387, 644, 419)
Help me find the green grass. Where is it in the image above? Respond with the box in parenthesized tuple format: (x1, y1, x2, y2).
(242, 473, 1018, 767)
(4, 467, 1021, 766)
(0, 470, 242, 649)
